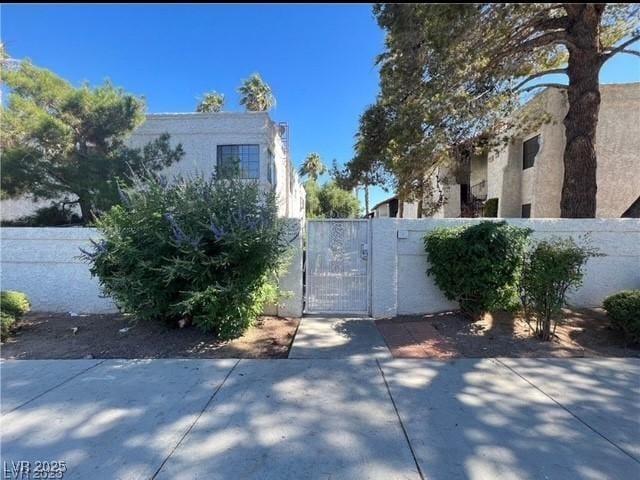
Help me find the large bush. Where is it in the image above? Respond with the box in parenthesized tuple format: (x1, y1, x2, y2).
(521, 238, 597, 341)
(424, 221, 531, 317)
(1, 291, 31, 339)
(603, 290, 640, 344)
(82, 173, 293, 340)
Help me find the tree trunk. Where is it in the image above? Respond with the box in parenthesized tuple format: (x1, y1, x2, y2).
(398, 199, 404, 218)
(364, 183, 370, 215)
(78, 195, 96, 224)
(560, 5, 604, 218)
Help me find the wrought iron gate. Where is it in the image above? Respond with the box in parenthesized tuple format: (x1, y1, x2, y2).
(304, 219, 370, 315)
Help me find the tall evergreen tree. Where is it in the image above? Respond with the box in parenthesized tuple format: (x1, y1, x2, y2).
(360, 4, 639, 217)
(0, 54, 184, 222)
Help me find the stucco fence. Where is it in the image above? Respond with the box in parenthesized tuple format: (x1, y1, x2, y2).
(371, 218, 640, 318)
(1, 218, 638, 319)
(0, 220, 303, 317)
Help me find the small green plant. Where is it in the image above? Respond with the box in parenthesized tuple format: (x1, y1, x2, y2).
(484, 198, 499, 217)
(603, 290, 640, 344)
(1, 312, 15, 340)
(82, 172, 293, 340)
(521, 238, 598, 341)
(1, 291, 31, 316)
(424, 221, 531, 318)
(1, 291, 31, 339)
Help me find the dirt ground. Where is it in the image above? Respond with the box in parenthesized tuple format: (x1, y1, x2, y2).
(377, 308, 640, 359)
(1, 312, 300, 360)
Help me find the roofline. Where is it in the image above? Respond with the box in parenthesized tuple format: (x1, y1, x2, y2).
(145, 111, 273, 119)
(371, 195, 398, 211)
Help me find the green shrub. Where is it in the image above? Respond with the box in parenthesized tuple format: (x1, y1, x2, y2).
(521, 238, 597, 341)
(1, 312, 16, 340)
(603, 290, 640, 344)
(484, 198, 499, 217)
(1, 291, 30, 339)
(1, 290, 31, 317)
(424, 221, 531, 317)
(82, 173, 293, 340)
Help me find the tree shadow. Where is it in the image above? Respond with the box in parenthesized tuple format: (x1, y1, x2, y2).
(379, 357, 640, 479)
(1, 358, 419, 479)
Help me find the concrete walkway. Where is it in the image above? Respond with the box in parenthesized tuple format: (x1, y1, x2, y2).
(289, 316, 391, 359)
(2, 336, 639, 479)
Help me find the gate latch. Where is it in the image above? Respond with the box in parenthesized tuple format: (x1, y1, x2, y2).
(360, 243, 369, 261)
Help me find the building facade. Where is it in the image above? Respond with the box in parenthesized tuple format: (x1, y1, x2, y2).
(386, 83, 640, 220)
(127, 112, 305, 219)
(1, 111, 305, 221)
(478, 83, 640, 218)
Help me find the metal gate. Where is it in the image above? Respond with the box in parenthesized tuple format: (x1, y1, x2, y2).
(304, 219, 370, 315)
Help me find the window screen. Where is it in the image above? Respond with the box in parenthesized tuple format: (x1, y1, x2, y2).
(217, 145, 260, 179)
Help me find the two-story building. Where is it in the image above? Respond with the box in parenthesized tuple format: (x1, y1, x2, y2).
(466, 83, 640, 218)
(373, 82, 640, 219)
(127, 112, 305, 218)
(0, 111, 306, 221)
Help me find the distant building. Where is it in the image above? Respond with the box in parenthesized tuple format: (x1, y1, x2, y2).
(373, 83, 640, 219)
(460, 83, 640, 218)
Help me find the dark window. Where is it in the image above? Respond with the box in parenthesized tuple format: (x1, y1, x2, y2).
(289, 161, 294, 193)
(460, 184, 470, 204)
(521, 203, 532, 218)
(217, 144, 260, 179)
(389, 198, 399, 218)
(267, 149, 275, 184)
(523, 135, 539, 170)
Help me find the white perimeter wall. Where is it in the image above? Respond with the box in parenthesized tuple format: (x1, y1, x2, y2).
(0, 223, 303, 317)
(371, 218, 640, 318)
(2, 219, 638, 319)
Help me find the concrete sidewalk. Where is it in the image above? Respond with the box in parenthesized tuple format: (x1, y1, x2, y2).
(2, 357, 638, 479)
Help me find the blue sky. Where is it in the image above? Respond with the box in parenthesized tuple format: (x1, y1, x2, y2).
(2, 4, 639, 208)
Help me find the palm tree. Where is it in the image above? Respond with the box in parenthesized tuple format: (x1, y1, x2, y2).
(299, 153, 326, 181)
(196, 91, 224, 113)
(238, 73, 275, 111)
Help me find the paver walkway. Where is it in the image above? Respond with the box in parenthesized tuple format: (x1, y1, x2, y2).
(2, 318, 639, 479)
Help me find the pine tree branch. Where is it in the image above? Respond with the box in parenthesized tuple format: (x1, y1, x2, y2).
(518, 31, 572, 51)
(514, 68, 568, 91)
(601, 34, 640, 61)
(519, 83, 568, 93)
(613, 49, 640, 58)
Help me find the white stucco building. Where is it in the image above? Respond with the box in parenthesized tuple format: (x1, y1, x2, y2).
(127, 112, 305, 219)
(1, 111, 305, 221)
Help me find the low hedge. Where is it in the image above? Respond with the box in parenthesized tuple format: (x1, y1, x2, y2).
(603, 290, 640, 344)
(424, 221, 531, 317)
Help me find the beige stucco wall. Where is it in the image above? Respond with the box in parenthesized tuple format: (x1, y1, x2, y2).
(469, 153, 487, 188)
(485, 83, 640, 218)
